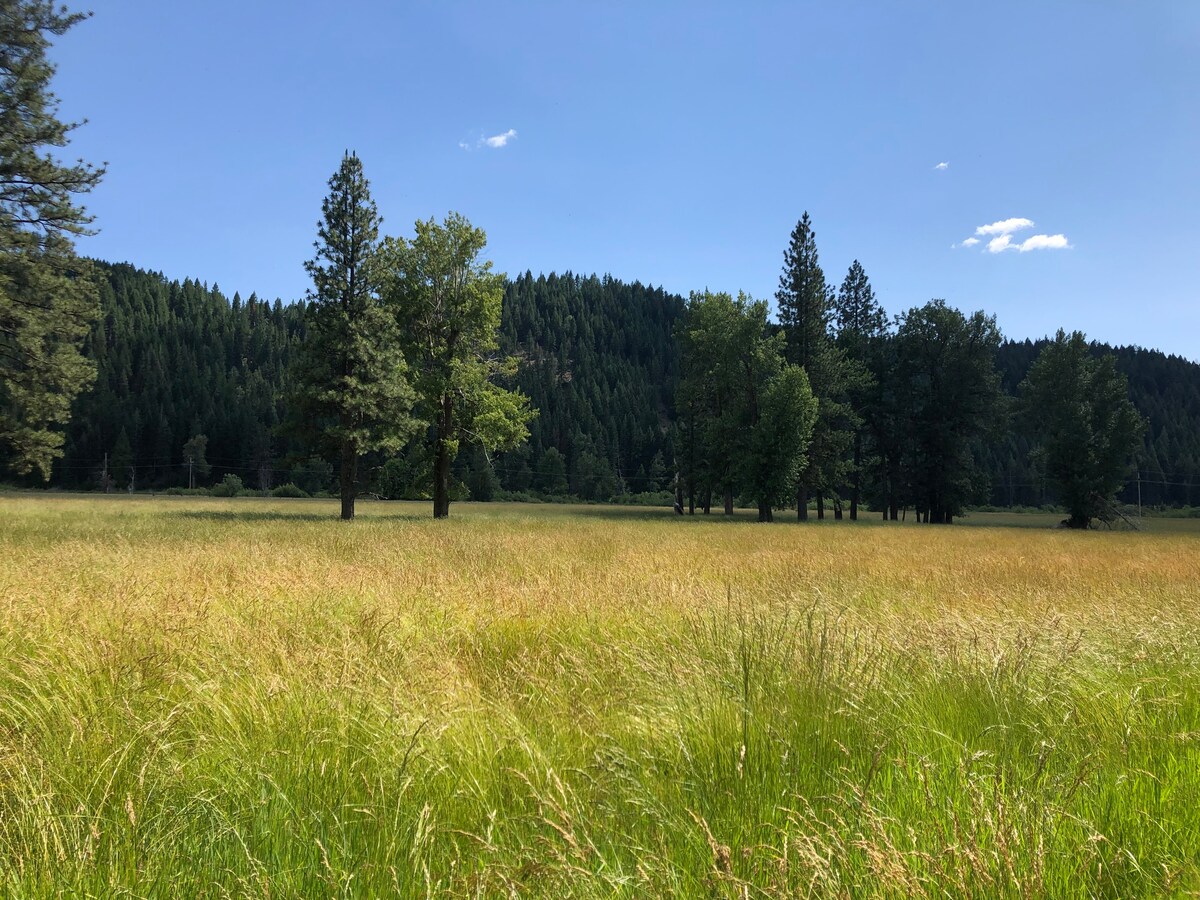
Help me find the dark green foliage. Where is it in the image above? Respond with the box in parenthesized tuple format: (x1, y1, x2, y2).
(775, 213, 854, 518)
(110, 426, 132, 491)
(893, 301, 1005, 523)
(1019, 331, 1145, 528)
(181, 433, 210, 488)
(0, 1, 104, 479)
(495, 272, 682, 499)
(987, 340, 1200, 508)
(57, 263, 306, 490)
(210, 473, 244, 497)
(833, 260, 887, 520)
(291, 153, 415, 520)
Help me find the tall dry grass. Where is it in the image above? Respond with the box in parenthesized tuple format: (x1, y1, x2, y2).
(1, 496, 1198, 896)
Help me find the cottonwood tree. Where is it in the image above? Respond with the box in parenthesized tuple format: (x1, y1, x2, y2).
(0, 2, 104, 479)
(894, 300, 1005, 523)
(292, 153, 414, 520)
(776, 212, 853, 519)
(380, 213, 532, 518)
(1019, 330, 1144, 528)
(676, 290, 816, 521)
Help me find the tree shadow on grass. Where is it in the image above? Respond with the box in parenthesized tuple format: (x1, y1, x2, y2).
(170, 508, 419, 524)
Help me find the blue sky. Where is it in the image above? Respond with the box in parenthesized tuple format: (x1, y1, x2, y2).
(52, 1, 1200, 359)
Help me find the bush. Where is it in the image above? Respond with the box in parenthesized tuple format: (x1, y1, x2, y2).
(164, 486, 210, 496)
(313, 490, 333, 499)
(210, 474, 245, 497)
(271, 482, 310, 499)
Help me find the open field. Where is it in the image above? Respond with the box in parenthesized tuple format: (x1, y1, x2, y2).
(2, 496, 1199, 897)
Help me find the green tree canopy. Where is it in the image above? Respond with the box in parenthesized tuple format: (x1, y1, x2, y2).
(380, 213, 533, 518)
(1019, 330, 1145, 528)
(894, 300, 1005, 523)
(0, 1, 104, 479)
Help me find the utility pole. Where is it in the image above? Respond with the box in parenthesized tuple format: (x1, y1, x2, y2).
(1137, 469, 1142, 518)
(186, 452, 194, 489)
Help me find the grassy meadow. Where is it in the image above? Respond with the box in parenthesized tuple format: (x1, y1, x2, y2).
(1, 495, 1199, 897)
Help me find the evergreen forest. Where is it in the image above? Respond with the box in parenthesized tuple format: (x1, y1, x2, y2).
(27, 257, 1200, 514)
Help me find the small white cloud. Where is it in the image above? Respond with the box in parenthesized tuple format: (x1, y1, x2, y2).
(976, 217, 1035, 237)
(961, 237, 980, 248)
(934, 161, 949, 170)
(458, 141, 472, 151)
(987, 235, 1013, 253)
(1017, 233, 1070, 252)
(483, 128, 517, 148)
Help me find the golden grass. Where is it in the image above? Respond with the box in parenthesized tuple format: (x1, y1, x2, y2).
(2, 495, 1199, 896)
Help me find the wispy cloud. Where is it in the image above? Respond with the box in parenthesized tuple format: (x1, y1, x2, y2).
(987, 235, 1013, 253)
(459, 128, 519, 151)
(484, 128, 517, 148)
(975, 217, 1034, 237)
(961, 237, 980, 248)
(934, 161, 949, 170)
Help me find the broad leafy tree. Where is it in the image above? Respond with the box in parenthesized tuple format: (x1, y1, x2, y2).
(380, 213, 532, 518)
(676, 290, 816, 521)
(292, 153, 415, 520)
(0, 2, 104, 479)
(1019, 330, 1144, 528)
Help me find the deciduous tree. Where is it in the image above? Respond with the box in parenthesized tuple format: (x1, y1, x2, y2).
(380, 213, 533, 518)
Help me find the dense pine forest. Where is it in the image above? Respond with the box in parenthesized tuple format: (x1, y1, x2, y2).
(30, 259, 1200, 512)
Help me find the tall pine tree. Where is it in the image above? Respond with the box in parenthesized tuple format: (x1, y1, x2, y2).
(833, 260, 887, 519)
(0, 2, 104, 480)
(776, 212, 852, 519)
(291, 153, 414, 520)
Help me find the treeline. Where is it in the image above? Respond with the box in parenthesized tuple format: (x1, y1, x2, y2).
(38, 258, 1200, 511)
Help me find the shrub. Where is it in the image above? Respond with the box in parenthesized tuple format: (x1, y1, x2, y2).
(210, 474, 245, 497)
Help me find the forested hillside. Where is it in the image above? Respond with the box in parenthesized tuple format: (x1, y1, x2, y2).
(34, 261, 1200, 509)
(493, 272, 682, 499)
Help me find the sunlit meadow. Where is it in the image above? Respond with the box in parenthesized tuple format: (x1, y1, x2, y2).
(2, 496, 1199, 897)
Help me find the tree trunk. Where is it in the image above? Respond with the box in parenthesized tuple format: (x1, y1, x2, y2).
(702, 488, 711, 515)
(833, 498, 843, 520)
(339, 439, 356, 521)
(816, 494, 825, 520)
(433, 395, 454, 519)
(797, 484, 809, 520)
(674, 476, 684, 515)
(850, 434, 861, 520)
(724, 486, 734, 516)
(758, 500, 773, 522)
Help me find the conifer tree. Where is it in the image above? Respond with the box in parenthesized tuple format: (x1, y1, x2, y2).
(292, 153, 414, 520)
(0, 2, 104, 479)
(776, 213, 852, 519)
(833, 260, 887, 519)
